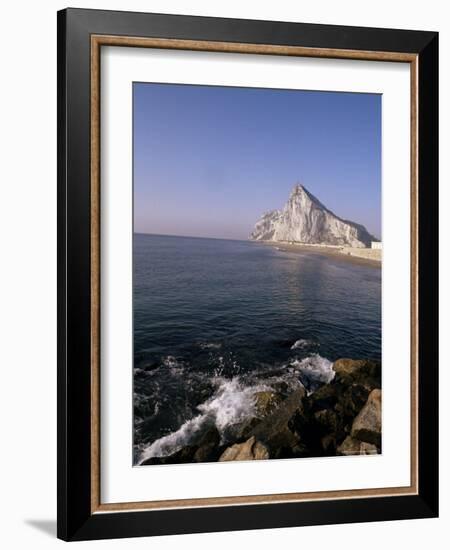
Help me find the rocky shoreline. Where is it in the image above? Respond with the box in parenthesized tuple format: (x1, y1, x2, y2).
(141, 358, 382, 465)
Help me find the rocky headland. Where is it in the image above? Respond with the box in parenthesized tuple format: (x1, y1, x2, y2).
(250, 184, 378, 249)
(141, 358, 382, 465)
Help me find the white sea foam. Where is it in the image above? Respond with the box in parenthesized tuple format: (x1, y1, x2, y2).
(162, 355, 182, 368)
(138, 414, 209, 462)
(197, 378, 267, 432)
(290, 354, 335, 392)
(138, 377, 268, 463)
(290, 338, 318, 350)
(160, 355, 186, 376)
(199, 342, 222, 350)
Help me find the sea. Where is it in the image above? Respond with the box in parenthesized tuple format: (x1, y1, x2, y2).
(133, 233, 381, 464)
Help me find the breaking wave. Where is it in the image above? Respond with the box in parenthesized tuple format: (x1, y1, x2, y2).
(138, 377, 269, 463)
(291, 354, 335, 393)
(137, 354, 335, 463)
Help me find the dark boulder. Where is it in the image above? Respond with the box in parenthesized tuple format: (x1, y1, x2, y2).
(333, 358, 381, 389)
(254, 391, 283, 417)
(193, 427, 222, 462)
(249, 388, 306, 459)
(290, 359, 381, 455)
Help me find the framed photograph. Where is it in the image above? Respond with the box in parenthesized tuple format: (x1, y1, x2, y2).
(57, 8, 438, 541)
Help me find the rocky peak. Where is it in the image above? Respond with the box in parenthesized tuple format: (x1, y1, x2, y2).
(291, 183, 304, 195)
(250, 183, 376, 248)
(289, 183, 329, 211)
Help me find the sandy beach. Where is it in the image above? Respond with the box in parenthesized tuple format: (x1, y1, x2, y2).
(262, 242, 381, 268)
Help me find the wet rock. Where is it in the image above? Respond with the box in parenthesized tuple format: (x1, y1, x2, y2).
(193, 427, 222, 462)
(311, 409, 343, 453)
(333, 358, 381, 389)
(291, 364, 379, 455)
(321, 433, 337, 454)
(337, 435, 378, 456)
(314, 408, 338, 433)
(351, 389, 382, 447)
(141, 358, 382, 465)
(293, 384, 339, 441)
(333, 383, 371, 421)
(233, 417, 261, 442)
(306, 383, 338, 411)
(140, 445, 197, 465)
(219, 436, 269, 461)
(271, 381, 290, 397)
(254, 391, 283, 417)
(249, 388, 306, 458)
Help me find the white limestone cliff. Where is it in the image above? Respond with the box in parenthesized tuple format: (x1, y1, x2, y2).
(250, 184, 376, 248)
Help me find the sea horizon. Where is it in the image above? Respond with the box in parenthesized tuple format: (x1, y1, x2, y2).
(134, 231, 253, 244)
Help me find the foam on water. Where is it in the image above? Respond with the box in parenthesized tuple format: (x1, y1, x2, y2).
(161, 355, 184, 371)
(199, 342, 222, 350)
(290, 338, 318, 350)
(198, 377, 269, 433)
(138, 376, 269, 463)
(138, 414, 209, 462)
(290, 354, 335, 393)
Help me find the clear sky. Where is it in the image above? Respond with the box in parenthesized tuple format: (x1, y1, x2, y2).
(134, 83, 381, 240)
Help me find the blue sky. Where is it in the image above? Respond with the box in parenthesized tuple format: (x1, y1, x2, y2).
(134, 83, 381, 240)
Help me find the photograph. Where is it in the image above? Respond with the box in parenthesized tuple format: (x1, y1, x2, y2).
(133, 83, 382, 466)
(52, 5, 438, 542)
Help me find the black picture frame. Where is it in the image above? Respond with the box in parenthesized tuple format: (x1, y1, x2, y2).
(57, 7, 438, 541)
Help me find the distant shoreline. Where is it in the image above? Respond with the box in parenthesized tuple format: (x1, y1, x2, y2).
(134, 231, 249, 244)
(134, 233, 381, 267)
(260, 241, 381, 268)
